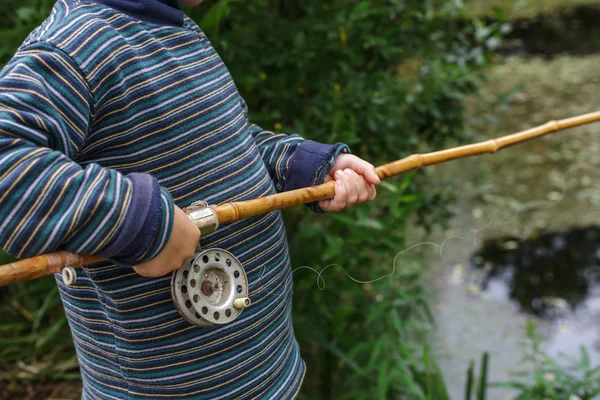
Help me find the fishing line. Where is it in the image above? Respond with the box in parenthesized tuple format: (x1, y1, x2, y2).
(267, 158, 599, 298)
(256, 242, 442, 298)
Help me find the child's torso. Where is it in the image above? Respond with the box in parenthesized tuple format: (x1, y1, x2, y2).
(22, 1, 305, 397)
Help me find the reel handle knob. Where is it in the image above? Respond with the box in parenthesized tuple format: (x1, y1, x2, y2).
(233, 297, 251, 309)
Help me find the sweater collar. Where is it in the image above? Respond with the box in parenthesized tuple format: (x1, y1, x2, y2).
(94, 0, 184, 27)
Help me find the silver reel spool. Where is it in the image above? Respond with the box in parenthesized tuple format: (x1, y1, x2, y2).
(171, 248, 250, 327)
(171, 201, 251, 327)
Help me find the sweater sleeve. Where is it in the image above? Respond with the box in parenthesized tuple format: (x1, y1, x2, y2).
(0, 43, 174, 265)
(239, 97, 349, 201)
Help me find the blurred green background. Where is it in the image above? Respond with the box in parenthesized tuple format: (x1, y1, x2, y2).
(1, 1, 600, 399)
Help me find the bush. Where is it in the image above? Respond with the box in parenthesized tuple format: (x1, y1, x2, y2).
(0, 0, 505, 398)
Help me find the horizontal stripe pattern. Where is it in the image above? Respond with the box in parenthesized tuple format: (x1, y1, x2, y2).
(0, 42, 172, 263)
(0, 0, 332, 398)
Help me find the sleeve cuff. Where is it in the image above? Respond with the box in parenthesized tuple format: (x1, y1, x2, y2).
(101, 173, 174, 265)
(284, 140, 350, 213)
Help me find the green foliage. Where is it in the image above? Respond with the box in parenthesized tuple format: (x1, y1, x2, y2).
(477, 352, 489, 400)
(0, 249, 16, 265)
(491, 320, 600, 400)
(0, 240, 75, 384)
(411, 342, 453, 400)
(424, 322, 600, 400)
(468, 0, 600, 18)
(463, 353, 489, 400)
(0, 0, 56, 65)
(0, 0, 504, 397)
(189, 0, 506, 155)
(0, 276, 79, 382)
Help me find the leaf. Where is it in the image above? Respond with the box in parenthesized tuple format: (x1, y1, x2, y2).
(465, 361, 474, 400)
(310, 331, 364, 375)
(356, 218, 384, 230)
(579, 345, 591, 370)
(199, 0, 230, 34)
(32, 286, 59, 332)
(380, 181, 398, 193)
(477, 352, 489, 400)
(377, 354, 391, 400)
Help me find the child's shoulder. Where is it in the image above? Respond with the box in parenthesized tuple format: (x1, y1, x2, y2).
(23, 1, 106, 49)
(13, 0, 213, 96)
(22, 0, 180, 64)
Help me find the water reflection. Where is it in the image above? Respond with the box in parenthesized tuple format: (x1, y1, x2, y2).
(472, 226, 600, 319)
(504, 5, 600, 57)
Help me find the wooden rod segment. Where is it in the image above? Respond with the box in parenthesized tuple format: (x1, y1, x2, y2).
(0, 252, 104, 287)
(1, 110, 600, 286)
(216, 111, 600, 221)
(215, 181, 336, 224)
(378, 111, 600, 178)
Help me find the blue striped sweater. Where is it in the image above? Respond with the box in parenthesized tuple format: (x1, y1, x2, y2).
(0, 0, 348, 398)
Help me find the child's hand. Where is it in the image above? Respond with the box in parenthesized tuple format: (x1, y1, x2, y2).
(133, 206, 200, 278)
(319, 154, 380, 212)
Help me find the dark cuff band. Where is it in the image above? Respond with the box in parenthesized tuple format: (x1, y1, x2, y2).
(101, 173, 163, 265)
(284, 140, 350, 213)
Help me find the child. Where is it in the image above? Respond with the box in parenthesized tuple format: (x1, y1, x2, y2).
(0, 0, 380, 398)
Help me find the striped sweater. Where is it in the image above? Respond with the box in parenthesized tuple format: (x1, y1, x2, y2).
(0, 0, 348, 398)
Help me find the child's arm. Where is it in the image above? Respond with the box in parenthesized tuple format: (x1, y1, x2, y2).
(0, 43, 195, 272)
(242, 101, 379, 212)
(247, 123, 346, 191)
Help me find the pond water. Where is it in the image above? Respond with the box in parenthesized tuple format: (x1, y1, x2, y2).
(431, 222, 600, 398)
(419, 12, 600, 397)
(427, 158, 600, 399)
(503, 4, 600, 56)
(473, 226, 600, 322)
(430, 224, 600, 400)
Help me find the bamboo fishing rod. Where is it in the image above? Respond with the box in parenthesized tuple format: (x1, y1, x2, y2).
(1, 110, 599, 287)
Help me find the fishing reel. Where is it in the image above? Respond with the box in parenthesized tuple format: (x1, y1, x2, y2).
(59, 201, 250, 327)
(171, 201, 251, 327)
(171, 248, 250, 327)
